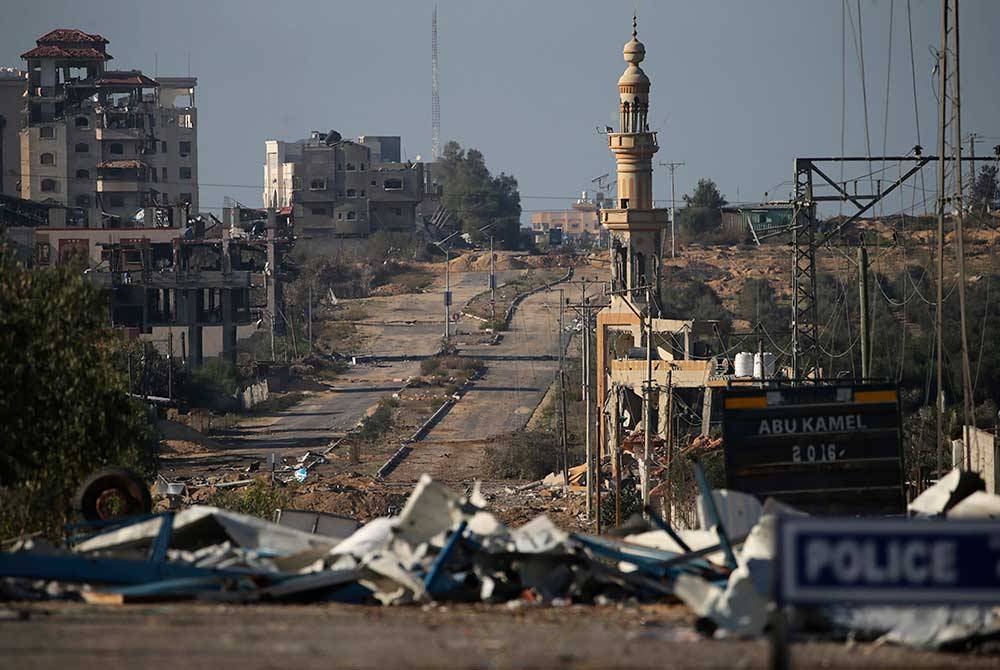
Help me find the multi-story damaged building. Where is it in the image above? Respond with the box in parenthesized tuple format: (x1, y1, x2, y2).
(0, 68, 27, 197)
(531, 193, 605, 245)
(263, 130, 427, 238)
(18, 29, 198, 223)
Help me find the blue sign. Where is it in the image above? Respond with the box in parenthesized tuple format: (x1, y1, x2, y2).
(777, 518, 1000, 605)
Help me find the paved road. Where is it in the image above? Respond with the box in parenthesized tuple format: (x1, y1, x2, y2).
(200, 270, 512, 464)
(388, 269, 601, 484)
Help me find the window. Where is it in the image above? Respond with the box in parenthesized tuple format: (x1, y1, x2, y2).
(346, 188, 356, 198)
(309, 178, 327, 190)
(370, 179, 376, 186)
(35, 242, 50, 265)
(75, 142, 89, 153)
(620, 198, 629, 208)
(162, 167, 167, 180)
(74, 116, 89, 128)
(393, 207, 402, 216)
(311, 207, 327, 215)
(39, 126, 54, 139)
(110, 143, 124, 155)
(383, 178, 403, 190)
(40, 178, 57, 192)
(109, 194, 125, 207)
(180, 193, 192, 204)
(337, 164, 343, 170)
(179, 167, 192, 179)
(360, 164, 365, 170)
(40, 152, 55, 165)
(337, 212, 343, 220)
(76, 194, 91, 207)
(179, 114, 193, 128)
(346, 163, 356, 171)
(75, 169, 89, 179)
(179, 141, 191, 155)
(361, 189, 365, 197)
(346, 211, 356, 220)
(161, 141, 167, 153)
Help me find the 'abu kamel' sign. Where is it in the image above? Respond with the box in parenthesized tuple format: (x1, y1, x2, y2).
(777, 518, 1000, 605)
(721, 384, 904, 515)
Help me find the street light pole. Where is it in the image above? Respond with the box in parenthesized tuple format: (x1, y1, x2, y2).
(490, 234, 496, 323)
(642, 284, 653, 508)
(659, 161, 685, 258)
(445, 247, 451, 341)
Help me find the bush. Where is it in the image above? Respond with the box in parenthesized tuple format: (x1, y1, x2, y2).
(420, 357, 442, 376)
(183, 358, 244, 411)
(480, 319, 509, 332)
(0, 252, 157, 538)
(207, 478, 292, 520)
(483, 430, 564, 480)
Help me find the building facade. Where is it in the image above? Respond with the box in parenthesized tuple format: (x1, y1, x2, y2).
(18, 29, 198, 222)
(0, 68, 27, 197)
(264, 131, 426, 238)
(531, 193, 604, 244)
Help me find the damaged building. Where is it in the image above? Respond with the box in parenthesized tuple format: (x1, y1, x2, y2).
(263, 130, 430, 239)
(18, 29, 199, 223)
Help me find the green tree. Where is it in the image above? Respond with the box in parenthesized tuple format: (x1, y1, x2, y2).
(677, 178, 729, 242)
(735, 277, 788, 327)
(0, 252, 156, 537)
(436, 141, 522, 248)
(971, 165, 998, 213)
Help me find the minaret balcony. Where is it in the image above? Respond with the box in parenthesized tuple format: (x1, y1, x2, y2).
(607, 131, 658, 153)
(600, 207, 669, 231)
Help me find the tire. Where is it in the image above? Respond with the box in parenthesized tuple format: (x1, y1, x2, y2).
(73, 468, 153, 521)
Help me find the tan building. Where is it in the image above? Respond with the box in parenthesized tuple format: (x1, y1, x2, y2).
(595, 18, 735, 509)
(531, 194, 603, 243)
(18, 29, 198, 222)
(0, 68, 27, 197)
(264, 131, 425, 239)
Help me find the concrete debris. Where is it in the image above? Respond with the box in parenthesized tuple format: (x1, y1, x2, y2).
(908, 467, 985, 517)
(4, 473, 1000, 654)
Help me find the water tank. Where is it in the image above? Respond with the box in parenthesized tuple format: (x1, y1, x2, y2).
(753, 352, 776, 379)
(734, 352, 754, 377)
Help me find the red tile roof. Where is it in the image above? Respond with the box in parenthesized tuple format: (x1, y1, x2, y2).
(93, 70, 158, 87)
(21, 46, 111, 60)
(36, 29, 108, 45)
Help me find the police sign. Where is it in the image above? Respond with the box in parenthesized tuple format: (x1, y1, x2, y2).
(722, 384, 904, 515)
(777, 518, 1000, 605)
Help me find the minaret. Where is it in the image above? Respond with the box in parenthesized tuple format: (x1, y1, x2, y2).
(602, 14, 668, 313)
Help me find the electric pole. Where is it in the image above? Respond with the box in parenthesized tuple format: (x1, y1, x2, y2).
(557, 289, 569, 488)
(659, 161, 684, 258)
(858, 245, 871, 379)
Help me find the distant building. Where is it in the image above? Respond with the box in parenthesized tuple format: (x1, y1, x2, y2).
(263, 130, 426, 238)
(720, 202, 793, 241)
(0, 68, 27, 197)
(18, 29, 199, 222)
(531, 192, 604, 244)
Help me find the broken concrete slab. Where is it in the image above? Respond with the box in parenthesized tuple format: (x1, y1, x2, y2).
(908, 468, 985, 517)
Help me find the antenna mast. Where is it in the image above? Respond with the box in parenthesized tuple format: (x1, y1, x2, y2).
(431, 6, 440, 160)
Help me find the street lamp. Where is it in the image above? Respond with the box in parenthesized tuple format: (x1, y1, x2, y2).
(433, 229, 463, 342)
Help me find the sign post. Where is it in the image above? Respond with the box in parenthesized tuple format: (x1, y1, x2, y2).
(722, 384, 904, 515)
(772, 517, 1000, 668)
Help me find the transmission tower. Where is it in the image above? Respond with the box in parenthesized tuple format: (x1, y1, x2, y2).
(431, 6, 440, 161)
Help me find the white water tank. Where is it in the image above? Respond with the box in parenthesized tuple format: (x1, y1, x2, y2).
(734, 352, 754, 377)
(754, 352, 776, 379)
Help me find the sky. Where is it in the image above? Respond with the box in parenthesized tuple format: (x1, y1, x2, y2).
(3, 0, 999, 221)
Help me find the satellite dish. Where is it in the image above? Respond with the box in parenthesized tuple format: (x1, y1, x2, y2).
(325, 130, 342, 145)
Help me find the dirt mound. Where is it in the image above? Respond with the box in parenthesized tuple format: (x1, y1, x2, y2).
(158, 419, 223, 456)
(448, 252, 528, 273)
(290, 472, 408, 522)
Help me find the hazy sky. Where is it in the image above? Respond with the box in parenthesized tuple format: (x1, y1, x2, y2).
(3, 1, 999, 221)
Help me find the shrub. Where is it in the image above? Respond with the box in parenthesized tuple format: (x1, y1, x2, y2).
(420, 357, 442, 376)
(483, 430, 564, 480)
(0, 252, 157, 538)
(207, 479, 292, 520)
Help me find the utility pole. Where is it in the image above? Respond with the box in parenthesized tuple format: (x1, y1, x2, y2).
(858, 245, 871, 379)
(489, 234, 496, 323)
(968, 132, 979, 187)
(934, 0, 949, 477)
(444, 247, 451, 341)
(642, 284, 654, 508)
(307, 283, 313, 352)
(167, 331, 174, 401)
(665, 370, 674, 525)
(659, 161, 684, 259)
(557, 289, 569, 488)
(581, 282, 592, 518)
(951, 2, 974, 469)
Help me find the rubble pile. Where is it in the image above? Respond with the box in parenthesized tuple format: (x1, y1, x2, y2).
(3, 469, 1000, 653)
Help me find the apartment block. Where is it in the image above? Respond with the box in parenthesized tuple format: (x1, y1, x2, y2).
(264, 130, 425, 238)
(19, 29, 198, 223)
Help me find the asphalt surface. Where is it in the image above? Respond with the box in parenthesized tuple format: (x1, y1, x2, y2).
(387, 269, 601, 484)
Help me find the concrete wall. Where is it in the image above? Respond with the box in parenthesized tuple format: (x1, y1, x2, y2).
(0, 70, 26, 197)
(964, 426, 999, 494)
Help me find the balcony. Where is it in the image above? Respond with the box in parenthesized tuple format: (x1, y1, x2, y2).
(95, 127, 143, 141)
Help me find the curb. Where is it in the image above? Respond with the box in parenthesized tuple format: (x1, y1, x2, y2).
(493, 267, 574, 345)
